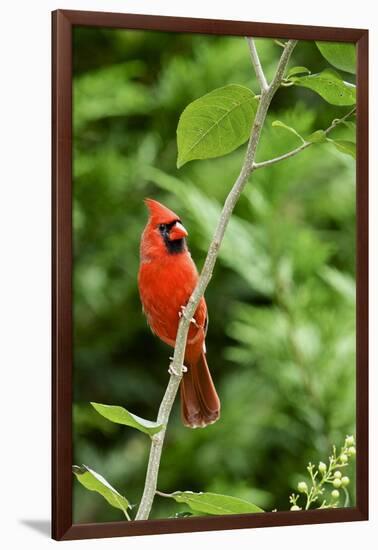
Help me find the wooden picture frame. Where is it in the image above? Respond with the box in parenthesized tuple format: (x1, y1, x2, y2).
(52, 9, 368, 541)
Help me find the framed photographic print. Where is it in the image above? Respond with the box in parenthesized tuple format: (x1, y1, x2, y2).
(52, 9, 368, 541)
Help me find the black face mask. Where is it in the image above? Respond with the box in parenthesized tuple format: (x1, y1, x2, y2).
(158, 221, 186, 254)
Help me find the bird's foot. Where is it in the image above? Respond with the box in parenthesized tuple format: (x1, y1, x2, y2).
(178, 306, 201, 328)
(178, 305, 188, 319)
(168, 360, 188, 376)
(168, 364, 180, 376)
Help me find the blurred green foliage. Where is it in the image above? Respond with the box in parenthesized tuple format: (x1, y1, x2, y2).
(72, 28, 356, 522)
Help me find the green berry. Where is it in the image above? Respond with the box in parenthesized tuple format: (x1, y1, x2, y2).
(318, 461, 327, 474)
(331, 489, 340, 499)
(341, 476, 350, 487)
(348, 446, 356, 456)
(340, 453, 348, 464)
(290, 505, 301, 511)
(333, 478, 342, 488)
(298, 481, 308, 493)
(334, 470, 342, 479)
(345, 435, 355, 447)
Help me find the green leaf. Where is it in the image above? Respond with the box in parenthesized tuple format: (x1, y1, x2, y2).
(316, 41, 356, 74)
(290, 70, 356, 106)
(286, 66, 311, 78)
(73, 465, 130, 518)
(272, 120, 305, 143)
(176, 84, 258, 168)
(306, 130, 327, 143)
(91, 402, 164, 436)
(320, 266, 355, 302)
(160, 491, 264, 515)
(74, 61, 153, 132)
(329, 139, 356, 159)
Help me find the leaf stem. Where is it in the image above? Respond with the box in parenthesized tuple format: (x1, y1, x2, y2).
(135, 38, 297, 521)
(254, 107, 356, 170)
(155, 490, 172, 498)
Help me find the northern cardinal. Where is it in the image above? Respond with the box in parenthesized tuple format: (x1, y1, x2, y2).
(138, 199, 220, 428)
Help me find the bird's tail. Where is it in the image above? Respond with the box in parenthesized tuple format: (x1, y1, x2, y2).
(180, 351, 220, 428)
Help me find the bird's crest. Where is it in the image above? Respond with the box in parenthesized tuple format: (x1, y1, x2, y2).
(144, 198, 180, 224)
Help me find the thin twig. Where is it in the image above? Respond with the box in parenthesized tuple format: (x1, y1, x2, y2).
(246, 38, 269, 92)
(253, 107, 356, 170)
(135, 38, 297, 521)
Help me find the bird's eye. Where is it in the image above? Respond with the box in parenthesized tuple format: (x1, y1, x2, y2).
(159, 224, 166, 231)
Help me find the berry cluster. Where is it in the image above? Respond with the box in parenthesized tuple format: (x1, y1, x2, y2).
(289, 435, 356, 511)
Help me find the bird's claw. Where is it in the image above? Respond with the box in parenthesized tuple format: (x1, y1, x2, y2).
(168, 364, 180, 376)
(168, 362, 188, 376)
(178, 305, 187, 319)
(178, 305, 201, 328)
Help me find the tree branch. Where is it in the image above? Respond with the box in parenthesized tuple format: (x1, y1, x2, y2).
(135, 39, 297, 521)
(253, 107, 356, 170)
(246, 38, 268, 92)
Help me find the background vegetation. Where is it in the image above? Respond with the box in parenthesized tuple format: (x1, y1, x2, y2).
(72, 28, 356, 522)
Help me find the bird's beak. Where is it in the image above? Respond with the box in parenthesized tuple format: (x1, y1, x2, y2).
(169, 222, 188, 240)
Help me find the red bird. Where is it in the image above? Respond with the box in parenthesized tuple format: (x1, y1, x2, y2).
(138, 199, 220, 428)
